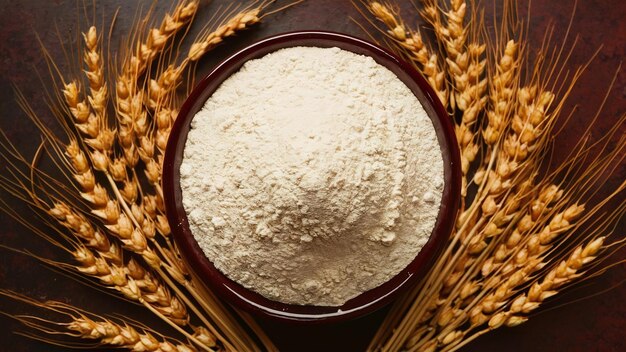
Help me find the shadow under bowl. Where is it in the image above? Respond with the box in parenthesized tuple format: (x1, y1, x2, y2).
(162, 31, 461, 324)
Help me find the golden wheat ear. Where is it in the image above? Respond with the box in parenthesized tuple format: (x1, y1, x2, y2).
(0, 289, 200, 352)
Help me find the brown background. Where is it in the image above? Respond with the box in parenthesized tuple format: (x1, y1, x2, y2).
(0, 0, 624, 351)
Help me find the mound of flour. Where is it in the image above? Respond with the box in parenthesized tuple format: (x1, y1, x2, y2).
(180, 46, 443, 306)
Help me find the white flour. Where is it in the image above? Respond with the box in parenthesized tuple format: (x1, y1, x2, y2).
(180, 46, 443, 306)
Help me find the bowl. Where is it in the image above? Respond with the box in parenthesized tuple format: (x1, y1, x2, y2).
(163, 31, 461, 323)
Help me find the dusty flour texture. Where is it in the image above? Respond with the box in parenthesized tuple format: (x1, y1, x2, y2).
(180, 46, 443, 306)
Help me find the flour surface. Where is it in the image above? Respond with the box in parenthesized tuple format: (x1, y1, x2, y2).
(180, 46, 444, 306)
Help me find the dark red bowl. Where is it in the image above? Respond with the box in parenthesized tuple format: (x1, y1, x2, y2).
(163, 31, 460, 324)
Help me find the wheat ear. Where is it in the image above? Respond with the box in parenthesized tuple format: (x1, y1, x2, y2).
(63, 143, 249, 351)
(413, 202, 584, 351)
(364, 1, 449, 108)
(482, 39, 520, 146)
(0, 290, 199, 352)
(432, 0, 487, 197)
(46, 202, 227, 351)
(116, 0, 198, 168)
(148, 6, 263, 111)
(443, 236, 608, 352)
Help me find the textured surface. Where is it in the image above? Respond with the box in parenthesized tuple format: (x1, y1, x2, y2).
(0, 0, 624, 351)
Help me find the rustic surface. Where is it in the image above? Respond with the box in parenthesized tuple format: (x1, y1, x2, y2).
(0, 0, 624, 351)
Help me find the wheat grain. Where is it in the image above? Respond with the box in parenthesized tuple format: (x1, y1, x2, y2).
(483, 40, 520, 146)
(83, 27, 108, 120)
(427, 0, 476, 108)
(505, 86, 555, 161)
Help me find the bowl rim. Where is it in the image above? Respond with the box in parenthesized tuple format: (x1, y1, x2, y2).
(162, 30, 461, 324)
